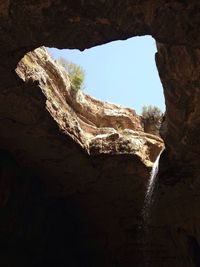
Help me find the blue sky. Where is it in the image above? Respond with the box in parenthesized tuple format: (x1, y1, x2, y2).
(48, 36, 165, 114)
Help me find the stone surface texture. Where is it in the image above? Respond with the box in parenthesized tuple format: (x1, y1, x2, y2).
(16, 47, 163, 165)
(0, 1, 200, 266)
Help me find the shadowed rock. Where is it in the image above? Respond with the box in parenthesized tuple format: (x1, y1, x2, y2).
(0, 1, 200, 266)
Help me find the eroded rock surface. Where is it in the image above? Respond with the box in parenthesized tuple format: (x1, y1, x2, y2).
(0, 1, 200, 266)
(16, 47, 163, 166)
(0, 45, 163, 267)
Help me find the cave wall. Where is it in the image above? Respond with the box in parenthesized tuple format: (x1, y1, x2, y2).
(0, 1, 200, 266)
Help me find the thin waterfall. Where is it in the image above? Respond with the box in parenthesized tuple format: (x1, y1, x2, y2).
(142, 148, 164, 222)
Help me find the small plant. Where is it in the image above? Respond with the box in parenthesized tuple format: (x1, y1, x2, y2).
(57, 57, 85, 92)
(141, 105, 163, 134)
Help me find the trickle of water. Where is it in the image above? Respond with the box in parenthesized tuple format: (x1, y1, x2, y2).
(142, 148, 164, 222)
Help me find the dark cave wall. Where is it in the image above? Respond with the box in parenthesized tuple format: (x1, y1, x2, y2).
(0, 1, 200, 266)
(0, 150, 150, 267)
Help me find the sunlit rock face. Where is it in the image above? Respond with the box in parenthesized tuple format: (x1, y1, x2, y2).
(16, 47, 163, 164)
(1, 46, 163, 267)
(0, 1, 200, 266)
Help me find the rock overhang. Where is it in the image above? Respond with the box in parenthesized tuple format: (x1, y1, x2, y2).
(0, 1, 200, 266)
(16, 46, 163, 167)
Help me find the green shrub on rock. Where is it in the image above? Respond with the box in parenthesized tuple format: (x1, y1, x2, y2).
(141, 105, 163, 135)
(57, 57, 85, 92)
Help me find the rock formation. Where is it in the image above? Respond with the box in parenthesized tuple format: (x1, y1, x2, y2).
(16, 47, 163, 164)
(0, 1, 200, 266)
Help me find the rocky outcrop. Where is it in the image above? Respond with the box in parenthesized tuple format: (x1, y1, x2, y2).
(16, 47, 163, 165)
(0, 1, 200, 266)
(0, 44, 163, 267)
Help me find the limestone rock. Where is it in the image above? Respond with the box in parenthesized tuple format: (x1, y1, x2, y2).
(0, 44, 164, 267)
(0, 1, 200, 266)
(16, 47, 163, 166)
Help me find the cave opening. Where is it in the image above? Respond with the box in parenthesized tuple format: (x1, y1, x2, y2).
(2, 1, 200, 267)
(48, 35, 165, 115)
(3, 13, 169, 267)
(16, 35, 165, 164)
